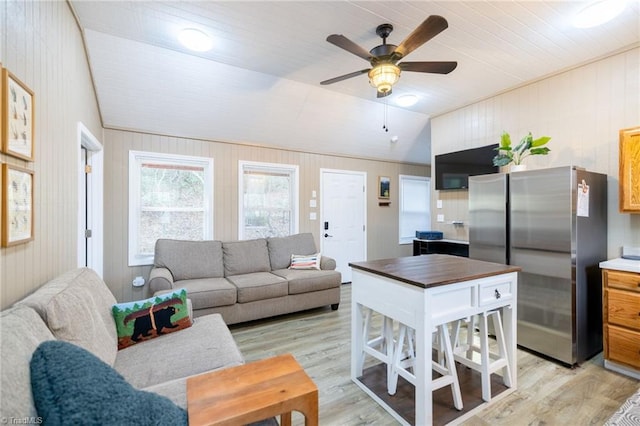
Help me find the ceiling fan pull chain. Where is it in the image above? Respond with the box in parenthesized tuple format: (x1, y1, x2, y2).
(383, 100, 389, 132)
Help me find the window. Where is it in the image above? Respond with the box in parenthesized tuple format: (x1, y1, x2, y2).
(399, 175, 431, 244)
(239, 161, 299, 240)
(129, 151, 213, 266)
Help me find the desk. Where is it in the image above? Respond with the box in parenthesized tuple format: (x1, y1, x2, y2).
(349, 255, 520, 425)
(187, 353, 318, 426)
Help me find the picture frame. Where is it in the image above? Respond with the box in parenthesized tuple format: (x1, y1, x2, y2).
(2, 68, 35, 161)
(378, 176, 390, 199)
(2, 163, 34, 247)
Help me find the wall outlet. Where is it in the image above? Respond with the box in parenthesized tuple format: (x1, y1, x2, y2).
(437, 214, 445, 223)
(132, 276, 145, 287)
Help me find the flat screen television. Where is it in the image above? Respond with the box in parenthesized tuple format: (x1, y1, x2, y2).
(435, 144, 499, 190)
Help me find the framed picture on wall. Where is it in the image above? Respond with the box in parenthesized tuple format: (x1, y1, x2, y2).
(2, 163, 34, 247)
(2, 68, 35, 161)
(379, 176, 390, 199)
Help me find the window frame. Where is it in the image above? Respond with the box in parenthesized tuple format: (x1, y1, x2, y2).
(398, 174, 431, 245)
(128, 150, 214, 266)
(238, 160, 299, 240)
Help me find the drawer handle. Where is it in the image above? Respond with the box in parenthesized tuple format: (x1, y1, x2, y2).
(495, 289, 501, 299)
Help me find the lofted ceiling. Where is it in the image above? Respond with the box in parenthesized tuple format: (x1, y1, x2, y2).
(70, 1, 640, 164)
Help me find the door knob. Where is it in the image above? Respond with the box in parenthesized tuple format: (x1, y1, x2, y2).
(324, 233, 333, 238)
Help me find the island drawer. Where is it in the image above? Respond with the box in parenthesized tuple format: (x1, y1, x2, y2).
(478, 279, 513, 307)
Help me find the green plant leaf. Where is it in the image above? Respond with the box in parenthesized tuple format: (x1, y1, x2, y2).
(493, 154, 512, 166)
(514, 133, 532, 155)
(529, 147, 550, 155)
(499, 132, 512, 149)
(531, 136, 551, 147)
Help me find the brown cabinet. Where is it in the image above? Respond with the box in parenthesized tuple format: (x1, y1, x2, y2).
(619, 126, 640, 213)
(603, 269, 640, 373)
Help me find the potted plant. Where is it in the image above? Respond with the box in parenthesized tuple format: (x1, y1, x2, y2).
(492, 131, 551, 171)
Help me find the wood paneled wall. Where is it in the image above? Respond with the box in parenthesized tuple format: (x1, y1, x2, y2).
(431, 47, 640, 259)
(104, 129, 428, 302)
(0, 1, 102, 309)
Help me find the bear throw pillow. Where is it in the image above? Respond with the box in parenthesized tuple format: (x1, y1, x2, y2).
(112, 288, 192, 350)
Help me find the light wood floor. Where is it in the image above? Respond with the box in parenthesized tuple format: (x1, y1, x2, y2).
(230, 284, 639, 425)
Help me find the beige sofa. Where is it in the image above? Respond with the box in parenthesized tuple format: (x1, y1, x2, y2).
(0, 268, 249, 421)
(149, 233, 342, 324)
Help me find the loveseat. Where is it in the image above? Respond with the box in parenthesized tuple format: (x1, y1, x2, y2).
(149, 233, 342, 324)
(0, 268, 257, 422)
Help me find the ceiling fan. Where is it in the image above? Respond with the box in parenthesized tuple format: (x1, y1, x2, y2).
(320, 15, 457, 98)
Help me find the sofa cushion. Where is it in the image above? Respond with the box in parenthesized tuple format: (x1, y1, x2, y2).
(223, 239, 271, 276)
(16, 268, 118, 366)
(114, 313, 244, 389)
(30, 340, 187, 425)
(267, 233, 318, 270)
(155, 239, 224, 280)
(112, 288, 192, 350)
(271, 269, 342, 295)
(226, 272, 288, 303)
(176, 277, 237, 309)
(0, 306, 55, 419)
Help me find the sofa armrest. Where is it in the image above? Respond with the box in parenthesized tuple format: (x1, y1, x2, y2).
(148, 267, 174, 294)
(320, 255, 336, 270)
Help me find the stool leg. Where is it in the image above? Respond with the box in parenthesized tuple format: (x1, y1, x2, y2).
(466, 316, 476, 359)
(439, 324, 463, 410)
(383, 316, 395, 381)
(479, 313, 492, 402)
(491, 310, 512, 387)
(388, 324, 406, 395)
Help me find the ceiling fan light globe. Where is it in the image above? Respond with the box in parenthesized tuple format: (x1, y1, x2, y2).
(368, 64, 400, 92)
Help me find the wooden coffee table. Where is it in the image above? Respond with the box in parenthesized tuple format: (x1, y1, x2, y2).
(187, 353, 318, 426)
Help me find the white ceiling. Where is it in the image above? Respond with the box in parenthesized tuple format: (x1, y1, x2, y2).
(70, 1, 640, 164)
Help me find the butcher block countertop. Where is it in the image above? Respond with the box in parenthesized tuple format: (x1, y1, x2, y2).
(349, 254, 521, 289)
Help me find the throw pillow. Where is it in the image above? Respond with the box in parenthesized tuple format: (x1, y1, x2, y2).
(30, 340, 187, 426)
(112, 288, 192, 350)
(289, 253, 321, 270)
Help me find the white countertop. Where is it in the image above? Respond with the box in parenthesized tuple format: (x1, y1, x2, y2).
(600, 258, 640, 273)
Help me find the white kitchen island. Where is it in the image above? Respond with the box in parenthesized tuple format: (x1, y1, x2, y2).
(349, 254, 520, 425)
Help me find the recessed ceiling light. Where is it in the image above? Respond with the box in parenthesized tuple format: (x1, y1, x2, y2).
(572, 0, 628, 28)
(396, 94, 418, 107)
(178, 28, 213, 52)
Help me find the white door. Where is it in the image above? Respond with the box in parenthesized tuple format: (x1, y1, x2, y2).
(320, 169, 366, 283)
(77, 123, 104, 277)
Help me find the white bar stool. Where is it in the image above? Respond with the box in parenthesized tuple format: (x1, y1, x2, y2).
(452, 309, 512, 402)
(361, 308, 395, 386)
(388, 322, 463, 411)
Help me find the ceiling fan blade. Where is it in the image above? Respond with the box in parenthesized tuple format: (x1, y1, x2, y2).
(326, 34, 373, 61)
(320, 69, 371, 85)
(399, 61, 457, 74)
(393, 15, 449, 60)
(377, 89, 392, 98)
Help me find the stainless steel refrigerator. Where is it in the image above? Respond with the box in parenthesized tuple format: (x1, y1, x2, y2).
(469, 166, 607, 365)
